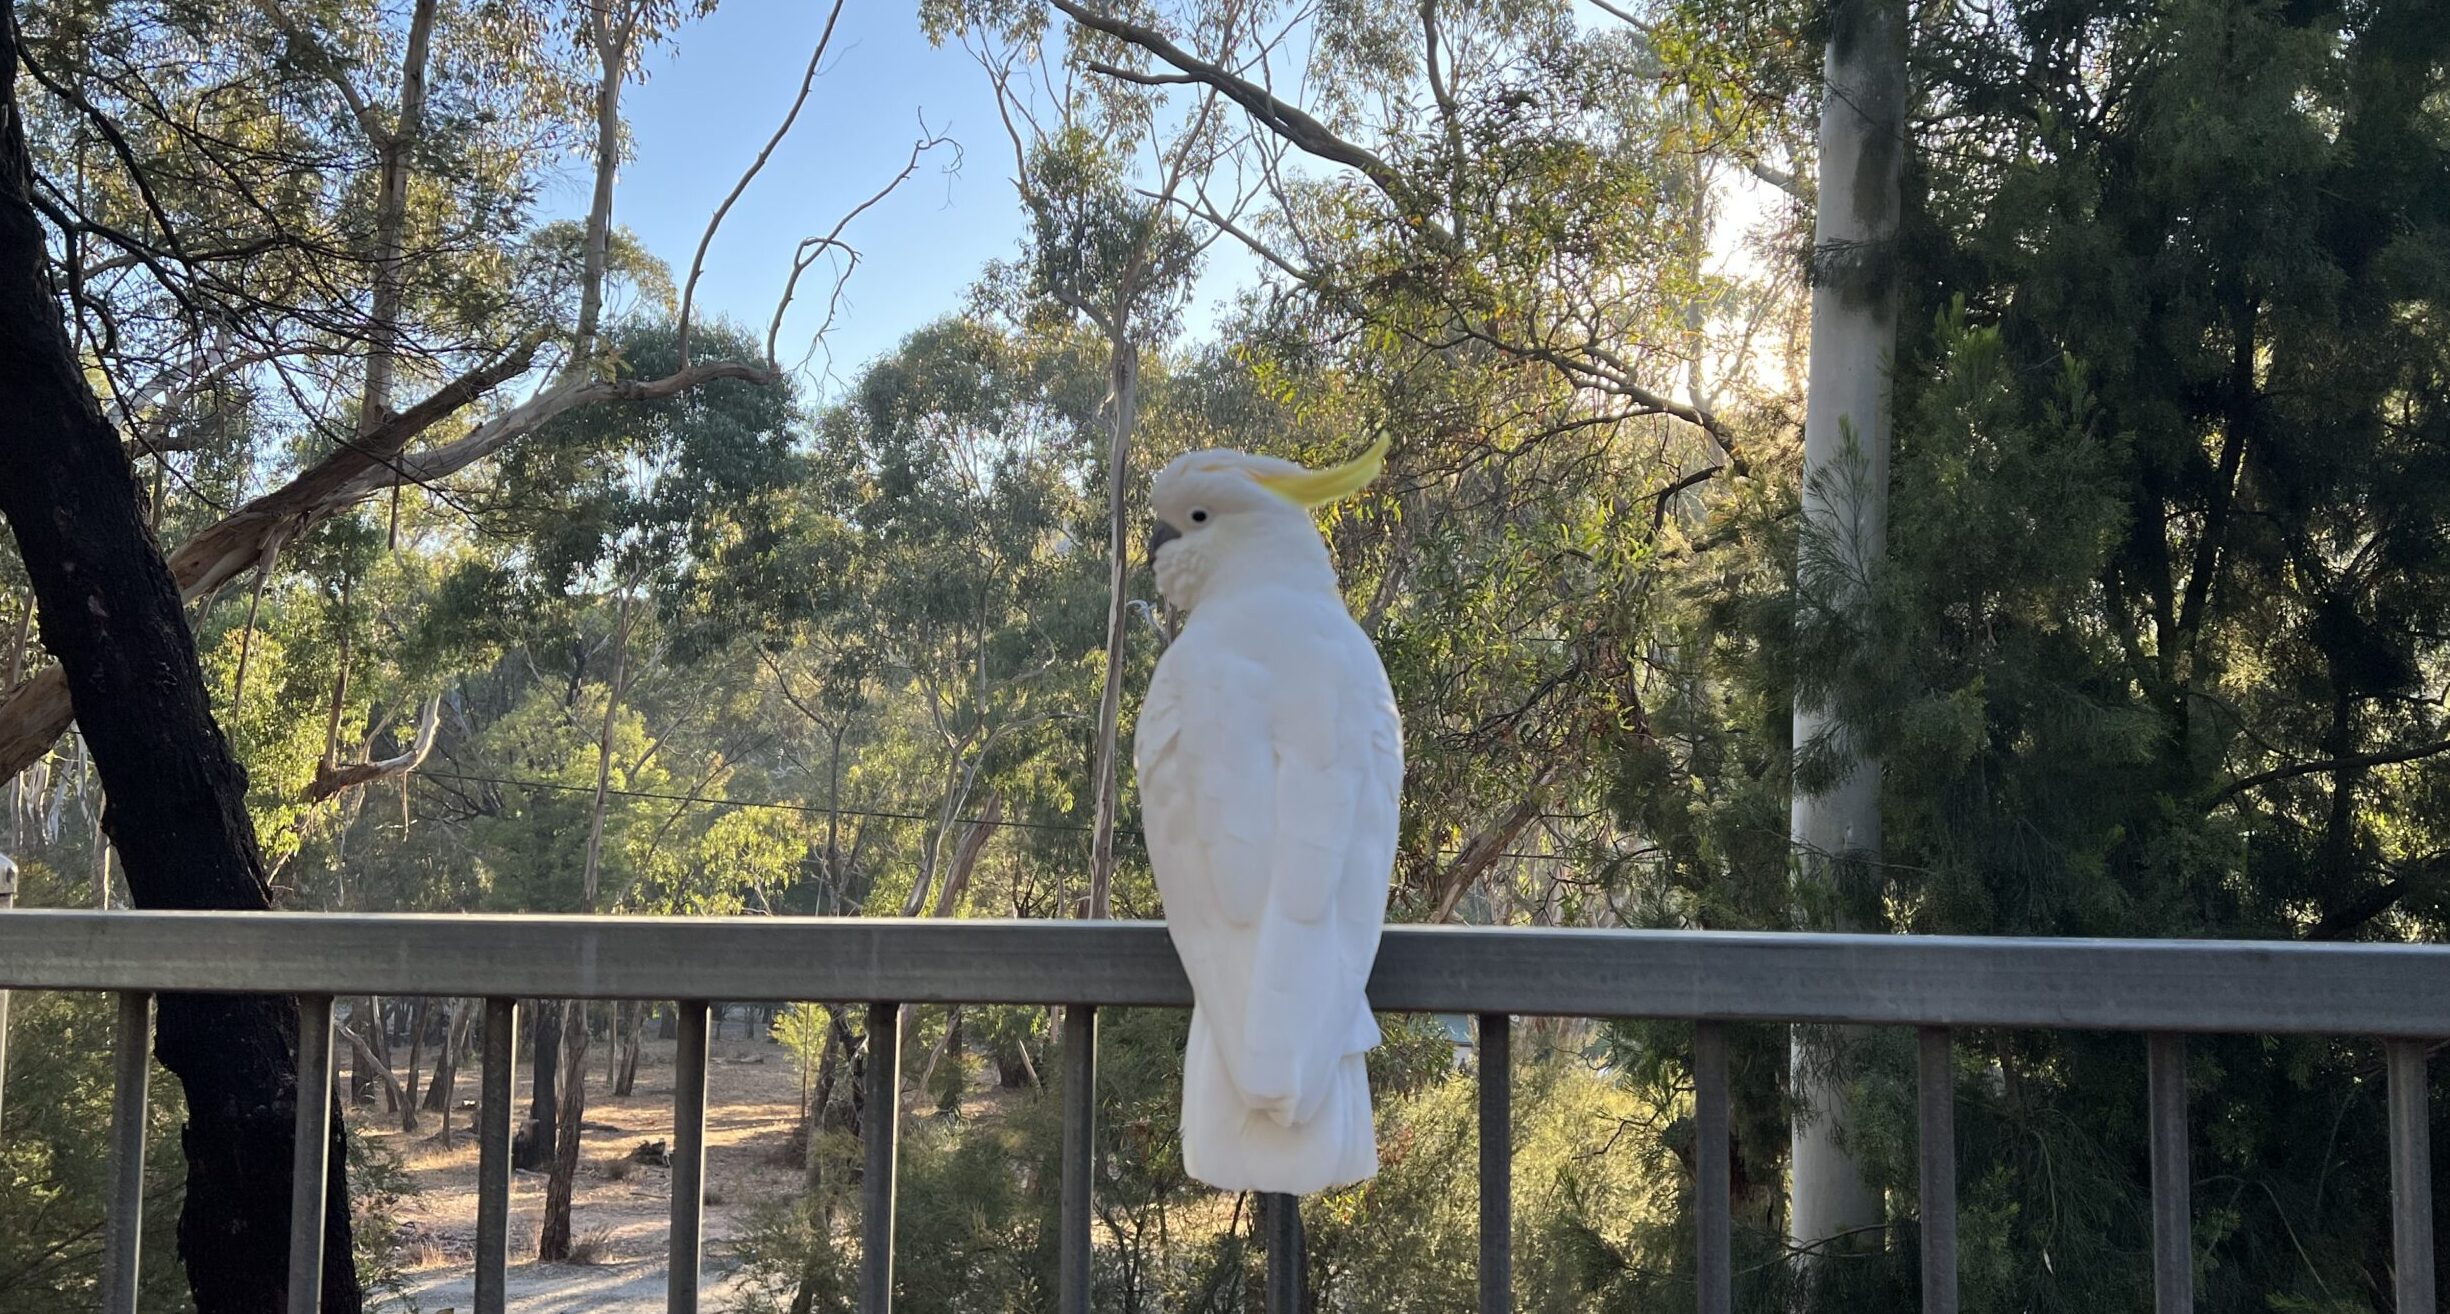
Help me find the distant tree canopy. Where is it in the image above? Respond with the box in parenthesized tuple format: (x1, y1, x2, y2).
(1, 0, 2444, 1308)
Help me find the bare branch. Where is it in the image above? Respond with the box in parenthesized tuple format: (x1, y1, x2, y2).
(0, 342, 539, 781)
(1048, 0, 1451, 243)
(765, 128, 950, 367)
(1082, 63, 1201, 87)
(680, 0, 849, 367)
(304, 696, 442, 802)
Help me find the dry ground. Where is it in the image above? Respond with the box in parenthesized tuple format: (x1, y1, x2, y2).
(350, 1017, 808, 1313)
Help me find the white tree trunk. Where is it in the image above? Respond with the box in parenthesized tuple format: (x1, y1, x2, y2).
(1788, 0, 1907, 1257)
(580, 586, 637, 910)
(1086, 338, 1139, 920)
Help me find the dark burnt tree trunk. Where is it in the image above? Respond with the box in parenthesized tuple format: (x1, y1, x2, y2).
(0, 17, 360, 1312)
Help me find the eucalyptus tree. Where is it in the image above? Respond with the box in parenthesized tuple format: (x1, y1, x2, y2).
(0, 0, 938, 1292)
(441, 313, 808, 1257)
(0, 0, 940, 786)
(1613, 0, 2450, 1302)
(0, 8, 371, 1303)
(1031, 0, 1790, 937)
(829, 314, 1110, 924)
(1785, 0, 1907, 1258)
(925, 0, 1236, 917)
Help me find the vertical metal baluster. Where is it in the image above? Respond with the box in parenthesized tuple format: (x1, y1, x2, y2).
(1060, 1005, 1098, 1314)
(2386, 1039, 2435, 1314)
(0, 861, 15, 1142)
(1693, 1022, 1731, 1314)
(2147, 1033, 2191, 1314)
(860, 1001, 901, 1314)
(672, 1001, 711, 1314)
(100, 991, 151, 1314)
(1917, 1027, 1958, 1314)
(288, 995, 337, 1314)
(1264, 1192, 1303, 1314)
(476, 998, 517, 1314)
(1478, 1013, 1512, 1314)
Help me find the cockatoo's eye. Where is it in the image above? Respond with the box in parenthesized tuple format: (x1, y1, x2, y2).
(1190, 508, 1210, 524)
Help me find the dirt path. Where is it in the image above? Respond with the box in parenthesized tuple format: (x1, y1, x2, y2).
(351, 1020, 808, 1313)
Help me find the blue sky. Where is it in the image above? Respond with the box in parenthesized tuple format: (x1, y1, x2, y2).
(552, 0, 1259, 402)
(567, 0, 1019, 393)
(552, 0, 1763, 403)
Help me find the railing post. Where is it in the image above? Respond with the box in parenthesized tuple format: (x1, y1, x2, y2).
(1693, 1022, 1730, 1314)
(2386, 1039, 2435, 1314)
(1478, 1013, 1511, 1314)
(1060, 1004, 1097, 1314)
(288, 994, 337, 1314)
(2147, 1032, 2191, 1314)
(1916, 1027, 1958, 1314)
(1263, 1191, 1303, 1314)
(476, 998, 517, 1314)
(672, 1000, 712, 1314)
(100, 990, 151, 1314)
(0, 860, 15, 1143)
(861, 1001, 901, 1314)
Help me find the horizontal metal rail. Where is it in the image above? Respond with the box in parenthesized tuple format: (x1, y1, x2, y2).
(8, 911, 2443, 1314)
(9, 911, 2450, 1033)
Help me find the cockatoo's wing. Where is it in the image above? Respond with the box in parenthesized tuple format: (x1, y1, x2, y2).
(1137, 598, 1402, 1131)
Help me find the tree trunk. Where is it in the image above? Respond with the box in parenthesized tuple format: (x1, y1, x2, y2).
(1787, 0, 1907, 1259)
(581, 586, 636, 909)
(0, 23, 361, 1309)
(339, 1020, 410, 1114)
(347, 997, 375, 1106)
(919, 1005, 965, 1115)
(1085, 334, 1140, 919)
(519, 1000, 558, 1166)
(88, 787, 113, 907)
(423, 997, 463, 1113)
(434, 1000, 470, 1148)
(897, 795, 1001, 1083)
(401, 997, 429, 1133)
(538, 999, 591, 1261)
(371, 996, 397, 1112)
(613, 1003, 643, 1097)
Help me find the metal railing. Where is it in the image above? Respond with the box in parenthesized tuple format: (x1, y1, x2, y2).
(2, 909, 2445, 1313)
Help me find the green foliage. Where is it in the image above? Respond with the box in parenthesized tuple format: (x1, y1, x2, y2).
(5, 0, 2443, 1306)
(0, 877, 187, 1312)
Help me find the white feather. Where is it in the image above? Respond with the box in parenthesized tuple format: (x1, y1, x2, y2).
(1136, 579, 1402, 1195)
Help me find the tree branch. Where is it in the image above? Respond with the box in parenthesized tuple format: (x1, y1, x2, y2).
(1049, 0, 1452, 243)
(680, 0, 848, 367)
(2212, 737, 2450, 809)
(304, 696, 441, 802)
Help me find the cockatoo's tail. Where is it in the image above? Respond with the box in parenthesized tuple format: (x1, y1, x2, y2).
(1135, 441, 1404, 1197)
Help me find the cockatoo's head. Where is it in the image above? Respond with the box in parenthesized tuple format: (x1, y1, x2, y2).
(1145, 438, 1388, 612)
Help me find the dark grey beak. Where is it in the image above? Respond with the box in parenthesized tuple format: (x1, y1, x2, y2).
(1145, 520, 1182, 563)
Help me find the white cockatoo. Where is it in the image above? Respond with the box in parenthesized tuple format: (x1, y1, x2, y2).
(1134, 438, 1403, 1196)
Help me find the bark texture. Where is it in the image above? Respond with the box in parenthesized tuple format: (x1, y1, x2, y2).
(0, 16, 360, 1310)
(1787, 0, 1908, 1255)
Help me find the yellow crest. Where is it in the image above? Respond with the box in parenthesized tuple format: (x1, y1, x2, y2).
(1249, 436, 1390, 509)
